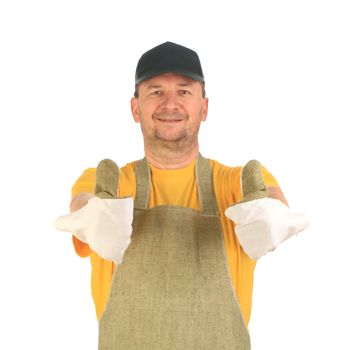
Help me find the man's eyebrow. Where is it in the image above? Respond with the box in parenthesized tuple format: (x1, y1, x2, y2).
(178, 82, 193, 87)
(146, 84, 162, 90)
(145, 82, 193, 90)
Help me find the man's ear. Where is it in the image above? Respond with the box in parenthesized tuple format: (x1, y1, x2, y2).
(201, 97, 209, 121)
(131, 97, 140, 123)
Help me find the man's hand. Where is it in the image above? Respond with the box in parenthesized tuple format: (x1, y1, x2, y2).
(225, 160, 309, 259)
(55, 159, 134, 264)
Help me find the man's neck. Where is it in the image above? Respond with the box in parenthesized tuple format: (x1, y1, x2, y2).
(144, 141, 199, 169)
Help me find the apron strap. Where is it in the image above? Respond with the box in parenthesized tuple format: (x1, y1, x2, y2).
(134, 158, 151, 209)
(196, 154, 219, 215)
(135, 155, 219, 215)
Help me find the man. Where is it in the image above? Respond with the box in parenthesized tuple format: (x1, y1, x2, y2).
(59, 42, 295, 349)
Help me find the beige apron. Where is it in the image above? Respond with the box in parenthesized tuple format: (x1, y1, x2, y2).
(98, 155, 250, 349)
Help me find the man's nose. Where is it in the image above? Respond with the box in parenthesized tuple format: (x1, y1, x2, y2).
(160, 92, 180, 110)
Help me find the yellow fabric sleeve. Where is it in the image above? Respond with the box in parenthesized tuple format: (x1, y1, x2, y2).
(70, 159, 279, 325)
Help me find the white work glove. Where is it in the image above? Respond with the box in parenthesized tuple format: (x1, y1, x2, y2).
(225, 197, 309, 259)
(55, 196, 134, 264)
(225, 160, 309, 260)
(55, 159, 134, 264)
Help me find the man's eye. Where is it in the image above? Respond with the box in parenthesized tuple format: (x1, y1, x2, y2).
(151, 91, 162, 96)
(179, 90, 191, 95)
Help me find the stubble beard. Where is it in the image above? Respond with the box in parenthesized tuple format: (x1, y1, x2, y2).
(143, 113, 199, 154)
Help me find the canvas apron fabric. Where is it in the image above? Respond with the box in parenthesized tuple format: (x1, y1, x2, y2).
(98, 155, 250, 350)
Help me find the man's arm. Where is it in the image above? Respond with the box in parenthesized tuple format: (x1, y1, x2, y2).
(267, 186, 289, 207)
(70, 192, 95, 212)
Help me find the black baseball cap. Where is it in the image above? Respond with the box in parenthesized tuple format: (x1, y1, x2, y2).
(135, 41, 205, 85)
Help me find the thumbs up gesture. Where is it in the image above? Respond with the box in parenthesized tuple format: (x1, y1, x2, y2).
(55, 159, 134, 264)
(225, 160, 309, 259)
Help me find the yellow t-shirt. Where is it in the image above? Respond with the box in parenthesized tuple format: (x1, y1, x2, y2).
(71, 158, 278, 326)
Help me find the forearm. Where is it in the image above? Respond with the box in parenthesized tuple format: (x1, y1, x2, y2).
(267, 186, 289, 207)
(70, 192, 95, 212)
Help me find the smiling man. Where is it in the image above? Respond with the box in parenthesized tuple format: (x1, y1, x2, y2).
(131, 72, 208, 169)
(63, 42, 292, 350)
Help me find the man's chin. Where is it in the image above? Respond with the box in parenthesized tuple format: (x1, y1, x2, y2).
(154, 132, 187, 143)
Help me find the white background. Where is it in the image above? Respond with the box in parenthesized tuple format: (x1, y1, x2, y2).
(1, 0, 346, 349)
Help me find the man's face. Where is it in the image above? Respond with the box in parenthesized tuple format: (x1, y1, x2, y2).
(131, 73, 208, 145)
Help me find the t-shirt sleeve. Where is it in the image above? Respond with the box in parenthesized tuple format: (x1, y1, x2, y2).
(71, 168, 96, 257)
(71, 168, 96, 197)
(260, 165, 279, 187)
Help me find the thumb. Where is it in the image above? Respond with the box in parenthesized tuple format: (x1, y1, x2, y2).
(241, 159, 268, 202)
(95, 159, 119, 199)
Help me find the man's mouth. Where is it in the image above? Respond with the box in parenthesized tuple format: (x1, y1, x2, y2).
(157, 118, 184, 122)
(154, 112, 187, 123)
